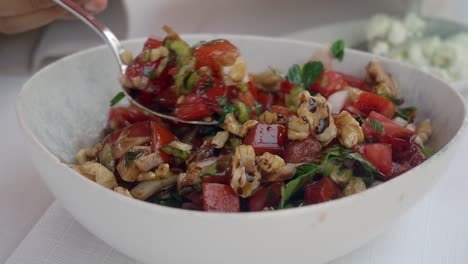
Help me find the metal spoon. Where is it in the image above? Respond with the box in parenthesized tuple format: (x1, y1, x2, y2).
(53, 0, 216, 125)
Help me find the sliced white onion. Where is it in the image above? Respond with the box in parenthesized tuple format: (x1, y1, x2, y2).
(327, 90, 350, 114)
(168, 140, 192, 151)
(405, 123, 416, 131)
(393, 116, 409, 127)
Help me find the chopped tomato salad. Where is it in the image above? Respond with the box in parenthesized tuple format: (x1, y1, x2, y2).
(72, 28, 433, 212)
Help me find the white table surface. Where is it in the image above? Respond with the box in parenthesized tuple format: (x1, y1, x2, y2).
(1, 1, 468, 263)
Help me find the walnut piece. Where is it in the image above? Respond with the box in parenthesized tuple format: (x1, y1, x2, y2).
(343, 177, 366, 196)
(114, 186, 133, 198)
(287, 116, 310, 140)
(296, 91, 337, 145)
(259, 111, 286, 125)
(222, 113, 258, 138)
(334, 111, 364, 148)
(256, 152, 285, 174)
(230, 145, 261, 198)
(72, 162, 117, 189)
(75, 144, 99, 165)
(366, 60, 402, 101)
(211, 131, 230, 149)
(416, 119, 432, 144)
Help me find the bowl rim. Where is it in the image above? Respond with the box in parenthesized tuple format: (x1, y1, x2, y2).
(17, 34, 468, 218)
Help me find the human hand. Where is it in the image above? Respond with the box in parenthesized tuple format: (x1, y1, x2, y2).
(0, 0, 108, 34)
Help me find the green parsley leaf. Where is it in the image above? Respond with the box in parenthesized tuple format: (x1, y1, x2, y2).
(302, 61, 325, 88)
(110, 92, 125, 107)
(217, 96, 228, 106)
(217, 103, 239, 126)
(123, 151, 144, 166)
(331, 39, 346, 61)
(279, 164, 320, 208)
(369, 120, 384, 135)
(287, 64, 303, 85)
(255, 101, 263, 115)
(422, 146, 434, 158)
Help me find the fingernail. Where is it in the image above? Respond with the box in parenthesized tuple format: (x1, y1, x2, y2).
(84, 0, 107, 13)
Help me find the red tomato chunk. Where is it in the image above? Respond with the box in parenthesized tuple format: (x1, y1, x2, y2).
(248, 182, 283, 211)
(362, 111, 415, 141)
(282, 136, 322, 164)
(311, 70, 348, 97)
(304, 177, 341, 205)
(353, 143, 393, 176)
(243, 124, 287, 155)
(202, 183, 240, 212)
(353, 91, 396, 118)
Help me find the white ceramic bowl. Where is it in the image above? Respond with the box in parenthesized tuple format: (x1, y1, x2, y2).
(17, 35, 466, 264)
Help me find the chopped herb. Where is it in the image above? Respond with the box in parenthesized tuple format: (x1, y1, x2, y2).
(217, 102, 239, 126)
(217, 96, 228, 106)
(286, 61, 324, 88)
(422, 146, 434, 158)
(302, 61, 325, 88)
(266, 188, 276, 202)
(396, 106, 417, 121)
(198, 162, 218, 177)
(161, 145, 190, 159)
(98, 144, 115, 171)
(123, 151, 144, 166)
(110, 92, 125, 107)
(279, 164, 320, 208)
(331, 39, 346, 61)
(369, 120, 384, 134)
(143, 67, 156, 79)
(287, 64, 303, 85)
(255, 101, 263, 115)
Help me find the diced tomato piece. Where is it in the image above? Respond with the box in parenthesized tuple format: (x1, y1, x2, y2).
(103, 121, 152, 145)
(194, 39, 239, 75)
(338, 72, 367, 90)
(257, 92, 276, 111)
(352, 91, 396, 118)
(186, 191, 203, 207)
(353, 143, 392, 176)
(304, 177, 341, 205)
(244, 124, 288, 155)
(236, 90, 256, 107)
(393, 143, 426, 167)
(107, 106, 159, 131)
(154, 88, 178, 109)
(248, 81, 259, 100)
(202, 183, 240, 212)
(389, 162, 411, 179)
(270, 105, 294, 120)
(283, 136, 322, 163)
(175, 94, 213, 121)
(280, 80, 295, 95)
(143, 38, 163, 50)
(151, 122, 176, 162)
(311, 70, 348, 97)
(202, 81, 230, 113)
(362, 111, 416, 140)
(248, 182, 284, 211)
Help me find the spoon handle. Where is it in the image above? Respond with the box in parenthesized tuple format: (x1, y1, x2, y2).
(53, 0, 127, 74)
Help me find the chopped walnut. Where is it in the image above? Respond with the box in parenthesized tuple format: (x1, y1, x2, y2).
(259, 111, 286, 125)
(287, 116, 310, 140)
(75, 144, 99, 165)
(222, 113, 258, 138)
(343, 177, 366, 196)
(211, 131, 229, 149)
(366, 60, 402, 101)
(249, 68, 284, 90)
(346, 87, 363, 102)
(114, 187, 133, 198)
(228, 57, 247, 82)
(136, 163, 170, 181)
(256, 152, 285, 174)
(334, 111, 364, 148)
(262, 163, 297, 182)
(72, 162, 117, 189)
(230, 145, 261, 198)
(416, 119, 432, 144)
(296, 91, 337, 145)
(116, 161, 141, 182)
